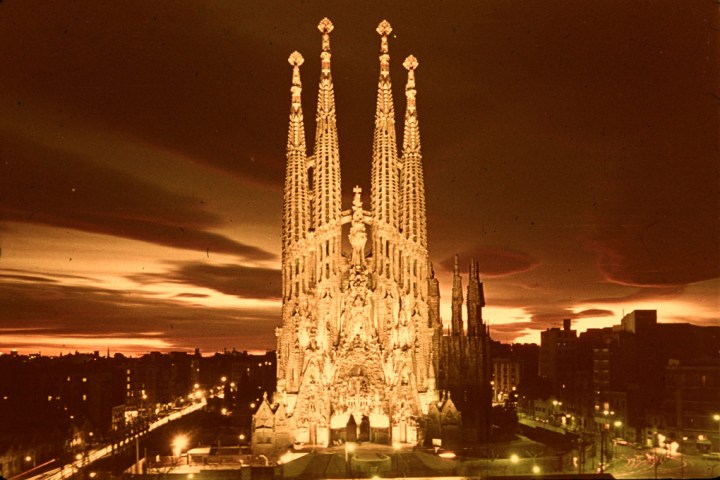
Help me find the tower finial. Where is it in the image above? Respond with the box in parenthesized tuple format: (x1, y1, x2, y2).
(377, 20, 392, 51)
(288, 51, 304, 107)
(377, 20, 392, 72)
(403, 55, 418, 112)
(287, 51, 306, 153)
(318, 17, 334, 52)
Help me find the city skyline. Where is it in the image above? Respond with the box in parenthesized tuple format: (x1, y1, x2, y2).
(1, 1, 718, 355)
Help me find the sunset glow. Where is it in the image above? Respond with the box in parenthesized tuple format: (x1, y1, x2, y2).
(1, 1, 717, 355)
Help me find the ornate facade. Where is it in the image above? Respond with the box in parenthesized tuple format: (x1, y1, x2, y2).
(252, 18, 476, 453)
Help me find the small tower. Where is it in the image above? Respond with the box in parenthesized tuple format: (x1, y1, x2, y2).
(466, 258, 485, 337)
(451, 254, 464, 336)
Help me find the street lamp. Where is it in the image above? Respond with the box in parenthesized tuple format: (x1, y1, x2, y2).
(345, 442, 355, 477)
(598, 410, 614, 474)
(172, 434, 188, 463)
(510, 453, 519, 475)
(681, 436, 687, 479)
(612, 421, 622, 459)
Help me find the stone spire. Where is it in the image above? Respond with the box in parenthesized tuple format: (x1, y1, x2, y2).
(312, 17, 341, 230)
(400, 55, 427, 249)
(467, 258, 485, 337)
(451, 254, 464, 336)
(282, 51, 310, 299)
(371, 20, 401, 280)
(312, 18, 342, 287)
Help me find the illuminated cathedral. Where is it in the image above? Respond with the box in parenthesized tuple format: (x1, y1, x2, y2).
(252, 18, 490, 453)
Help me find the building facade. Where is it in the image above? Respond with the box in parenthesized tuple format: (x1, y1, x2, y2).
(252, 18, 462, 452)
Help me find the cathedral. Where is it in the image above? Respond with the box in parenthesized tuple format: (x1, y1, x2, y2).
(252, 18, 491, 453)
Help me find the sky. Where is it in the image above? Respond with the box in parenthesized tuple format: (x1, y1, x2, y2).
(0, 1, 718, 356)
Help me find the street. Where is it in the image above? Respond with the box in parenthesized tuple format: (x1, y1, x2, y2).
(25, 398, 206, 480)
(607, 444, 720, 479)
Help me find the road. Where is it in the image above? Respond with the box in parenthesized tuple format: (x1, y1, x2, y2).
(27, 398, 206, 480)
(607, 444, 720, 479)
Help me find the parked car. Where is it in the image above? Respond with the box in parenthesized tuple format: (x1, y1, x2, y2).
(702, 452, 720, 461)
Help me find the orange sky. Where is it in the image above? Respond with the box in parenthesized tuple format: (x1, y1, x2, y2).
(0, 1, 718, 355)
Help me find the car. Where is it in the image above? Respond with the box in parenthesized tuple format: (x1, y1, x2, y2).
(702, 452, 720, 461)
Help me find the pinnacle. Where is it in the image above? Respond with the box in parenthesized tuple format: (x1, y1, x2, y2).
(288, 51, 305, 67)
(318, 17, 334, 34)
(377, 20, 392, 36)
(403, 55, 418, 71)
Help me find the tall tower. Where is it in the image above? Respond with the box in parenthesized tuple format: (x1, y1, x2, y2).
(399, 54, 429, 300)
(254, 18, 468, 455)
(312, 18, 343, 292)
(282, 52, 310, 302)
(370, 20, 401, 285)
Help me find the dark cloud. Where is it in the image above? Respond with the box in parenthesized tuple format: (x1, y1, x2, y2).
(131, 262, 280, 300)
(589, 221, 720, 288)
(0, 277, 280, 352)
(1, 269, 99, 283)
(174, 293, 211, 299)
(0, 274, 56, 284)
(439, 247, 539, 278)
(580, 286, 686, 305)
(487, 323, 535, 344)
(0, 136, 275, 261)
(575, 309, 614, 318)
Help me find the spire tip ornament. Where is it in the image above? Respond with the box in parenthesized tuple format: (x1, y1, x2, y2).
(318, 17, 334, 34)
(403, 55, 418, 71)
(376, 20, 392, 36)
(288, 51, 305, 67)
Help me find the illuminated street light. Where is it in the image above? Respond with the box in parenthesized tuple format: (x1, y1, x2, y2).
(681, 436, 687, 479)
(221, 376, 227, 383)
(532, 465, 541, 474)
(345, 442, 356, 476)
(510, 453, 519, 475)
(172, 434, 189, 458)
